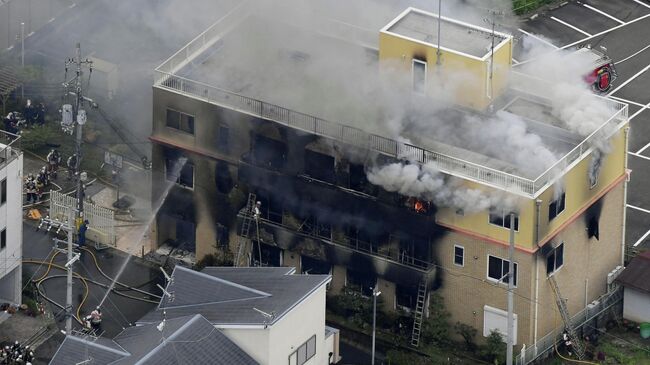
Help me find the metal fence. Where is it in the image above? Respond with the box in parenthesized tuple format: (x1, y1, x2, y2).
(515, 286, 623, 364)
(49, 190, 116, 246)
(154, 7, 628, 197)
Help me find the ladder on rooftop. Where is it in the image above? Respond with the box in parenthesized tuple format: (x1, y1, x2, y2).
(410, 276, 428, 347)
(235, 193, 257, 267)
(548, 274, 586, 360)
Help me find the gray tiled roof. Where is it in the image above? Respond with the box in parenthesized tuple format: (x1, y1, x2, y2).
(49, 314, 259, 365)
(137, 266, 330, 326)
(49, 335, 129, 365)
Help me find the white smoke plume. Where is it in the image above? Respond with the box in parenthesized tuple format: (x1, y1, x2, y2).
(367, 162, 519, 213)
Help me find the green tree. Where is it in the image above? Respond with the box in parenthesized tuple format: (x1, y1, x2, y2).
(455, 321, 478, 352)
(481, 330, 506, 365)
(420, 293, 451, 346)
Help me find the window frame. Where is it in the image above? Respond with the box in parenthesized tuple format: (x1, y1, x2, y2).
(488, 209, 519, 231)
(486, 254, 518, 287)
(454, 244, 464, 267)
(0, 228, 6, 250)
(546, 243, 564, 276)
(548, 192, 566, 222)
(217, 124, 230, 153)
(412, 59, 427, 94)
(165, 108, 195, 135)
(288, 335, 316, 365)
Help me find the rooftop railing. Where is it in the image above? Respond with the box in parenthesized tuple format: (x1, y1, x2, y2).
(154, 8, 629, 198)
(0, 131, 21, 169)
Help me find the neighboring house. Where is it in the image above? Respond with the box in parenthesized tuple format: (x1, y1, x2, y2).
(0, 135, 23, 305)
(137, 266, 340, 365)
(616, 251, 650, 323)
(150, 0, 628, 357)
(49, 314, 259, 364)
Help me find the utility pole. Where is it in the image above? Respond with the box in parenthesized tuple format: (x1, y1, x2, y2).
(506, 213, 515, 365)
(371, 286, 381, 365)
(436, 0, 442, 66)
(63, 43, 94, 225)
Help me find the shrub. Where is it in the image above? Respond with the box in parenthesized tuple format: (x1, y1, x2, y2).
(420, 293, 451, 346)
(455, 321, 478, 352)
(481, 330, 506, 364)
(386, 349, 429, 365)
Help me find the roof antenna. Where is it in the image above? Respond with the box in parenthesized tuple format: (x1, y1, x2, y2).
(253, 307, 276, 328)
(157, 284, 174, 303)
(160, 267, 173, 285)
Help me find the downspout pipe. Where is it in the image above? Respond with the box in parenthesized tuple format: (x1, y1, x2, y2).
(533, 199, 542, 357)
(621, 127, 630, 266)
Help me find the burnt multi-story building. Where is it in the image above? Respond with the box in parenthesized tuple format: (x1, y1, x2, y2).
(150, 3, 628, 358)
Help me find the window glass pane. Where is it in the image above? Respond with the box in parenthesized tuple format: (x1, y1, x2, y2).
(559, 193, 566, 213)
(503, 213, 518, 230)
(513, 263, 518, 286)
(549, 201, 557, 221)
(454, 246, 464, 266)
(488, 256, 502, 281)
(1, 229, 6, 249)
(179, 164, 194, 187)
(218, 125, 229, 152)
(297, 344, 307, 365)
(489, 211, 503, 226)
(166, 109, 180, 129)
(180, 114, 194, 134)
(1, 179, 5, 204)
(307, 336, 316, 358)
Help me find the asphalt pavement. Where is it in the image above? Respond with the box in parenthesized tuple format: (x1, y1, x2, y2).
(513, 0, 650, 255)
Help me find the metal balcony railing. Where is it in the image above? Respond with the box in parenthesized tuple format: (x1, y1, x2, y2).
(0, 131, 21, 168)
(154, 5, 629, 198)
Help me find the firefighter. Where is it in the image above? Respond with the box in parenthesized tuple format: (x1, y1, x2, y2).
(78, 220, 89, 247)
(84, 307, 102, 332)
(253, 201, 261, 220)
(25, 174, 37, 204)
(46, 149, 61, 179)
(35, 167, 49, 201)
(563, 330, 573, 356)
(23, 99, 35, 125)
(66, 154, 78, 180)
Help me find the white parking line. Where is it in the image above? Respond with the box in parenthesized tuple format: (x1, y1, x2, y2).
(512, 58, 520, 64)
(629, 101, 650, 120)
(633, 228, 650, 247)
(583, 4, 625, 25)
(608, 95, 646, 108)
(608, 63, 650, 96)
(628, 204, 650, 214)
(551, 16, 592, 37)
(628, 151, 650, 161)
(615, 43, 650, 65)
(517, 28, 559, 49)
(561, 13, 650, 50)
(633, 0, 650, 10)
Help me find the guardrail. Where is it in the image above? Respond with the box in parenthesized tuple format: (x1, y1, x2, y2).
(154, 12, 629, 197)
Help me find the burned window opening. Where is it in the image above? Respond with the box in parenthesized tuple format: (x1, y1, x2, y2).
(165, 157, 194, 189)
(251, 241, 282, 267)
(349, 163, 375, 195)
(215, 161, 233, 194)
(254, 189, 284, 224)
(215, 223, 229, 248)
(166, 109, 195, 134)
(301, 255, 331, 275)
(487, 255, 517, 286)
(297, 214, 332, 240)
(217, 124, 229, 153)
(252, 134, 287, 170)
(304, 149, 336, 184)
(345, 226, 388, 255)
(398, 236, 430, 266)
(346, 269, 376, 297)
(587, 216, 599, 240)
(396, 284, 419, 310)
(489, 209, 519, 231)
(548, 192, 566, 222)
(546, 243, 564, 275)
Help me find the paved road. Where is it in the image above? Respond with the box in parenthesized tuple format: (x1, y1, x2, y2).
(22, 221, 162, 337)
(513, 0, 650, 255)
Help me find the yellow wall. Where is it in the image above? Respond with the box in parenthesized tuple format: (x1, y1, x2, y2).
(378, 31, 512, 110)
(537, 125, 628, 243)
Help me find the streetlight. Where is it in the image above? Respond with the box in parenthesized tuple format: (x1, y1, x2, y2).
(371, 286, 381, 365)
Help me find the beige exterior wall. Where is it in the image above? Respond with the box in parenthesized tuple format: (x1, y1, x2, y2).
(377, 278, 397, 311)
(329, 265, 347, 295)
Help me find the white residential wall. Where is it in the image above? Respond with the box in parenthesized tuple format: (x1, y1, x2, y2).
(0, 153, 23, 304)
(623, 288, 650, 323)
(269, 286, 328, 365)
(221, 327, 271, 364)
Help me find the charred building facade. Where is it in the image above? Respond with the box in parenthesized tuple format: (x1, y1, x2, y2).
(150, 3, 629, 355)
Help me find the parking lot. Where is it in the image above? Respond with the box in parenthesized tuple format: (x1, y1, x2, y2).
(513, 0, 650, 255)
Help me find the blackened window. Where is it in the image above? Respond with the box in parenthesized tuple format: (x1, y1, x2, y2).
(255, 190, 283, 224)
(546, 243, 564, 275)
(0, 228, 5, 250)
(301, 255, 331, 275)
(488, 255, 517, 286)
(489, 209, 519, 231)
(166, 109, 194, 134)
(548, 192, 566, 221)
(587, 216, 599, 240)
(0, 178, 5, 205)
(346, 269, 376, 297)
(454, 245, 464, 266)
(165, 158, 194, 188)
(304, 149, 336, 184)
(217, 125, 229, 153)
(252, 134, 287, 170)
(396, 284, 418, 310)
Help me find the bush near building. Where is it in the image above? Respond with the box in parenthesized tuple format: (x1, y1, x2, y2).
(512, 0, 559, 15)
